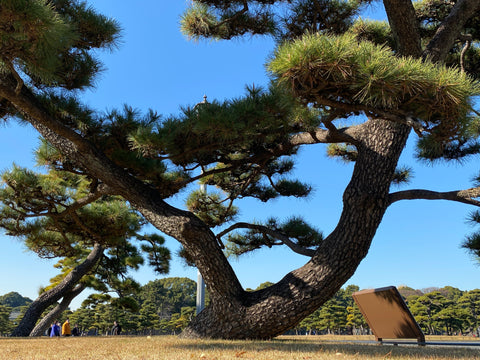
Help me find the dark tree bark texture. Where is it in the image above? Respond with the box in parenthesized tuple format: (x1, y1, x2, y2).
(29, 283, 86, 337)
(181, 120, 410, 338)
(10, 244, 103, 337)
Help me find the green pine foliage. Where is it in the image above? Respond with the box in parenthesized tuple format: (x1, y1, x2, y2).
(0, 304, 13, 335)
(181, 0, 372, 42)
(225, 216, 323, 257)
(129, 85, 314, 168)
(0, 0, 75, 84)
(180, 2, 276, 41)
(462, 209, 480, 260)
(280, 216, 324, 247)
(138, 234, 171, 274)
(0, 292, 32, 308)
(349, 19, 394, 49)
(269, 33, 479, 140)
(279, 0, 367, 40)
(0, 165, 141, 257)
(0, 147, 172, 316)
(181, 0, 480, 167)
(391, 166, 413, 185)
(186, 190, 238, 228)
(0, 0, 120, 90)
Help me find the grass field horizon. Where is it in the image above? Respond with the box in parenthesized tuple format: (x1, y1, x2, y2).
(1, 335, 479, 359)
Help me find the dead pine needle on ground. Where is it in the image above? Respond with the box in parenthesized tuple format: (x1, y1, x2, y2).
(0, 335, 479, 360)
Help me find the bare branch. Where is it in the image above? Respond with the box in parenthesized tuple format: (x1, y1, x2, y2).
(289, 125, 361, 146)
(188, 165, 235, 183)
(460, 34, 472, 73)
(217, 222, 315, 257)
(388, 186, 480, 206)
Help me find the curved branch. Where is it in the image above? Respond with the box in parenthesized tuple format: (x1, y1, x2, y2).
(4, 60, 24, 94)
(460, 35, 472, 73)
(212, 1, 248, 31)
(423, 0, 480, 63)
(0, 74, 245, 302)
(388, 186, 480, 206)
(217, 222, 315, 257)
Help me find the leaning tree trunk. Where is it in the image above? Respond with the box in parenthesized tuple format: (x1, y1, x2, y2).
(181, 120, 411, 339)
(29, 283, 86, 337)
(11, 243, 103, 337)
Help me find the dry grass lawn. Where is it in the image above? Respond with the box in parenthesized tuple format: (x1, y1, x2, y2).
(0, 335, 479, 360)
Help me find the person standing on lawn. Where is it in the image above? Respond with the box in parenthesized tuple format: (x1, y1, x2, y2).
(62, 318, 71, 336)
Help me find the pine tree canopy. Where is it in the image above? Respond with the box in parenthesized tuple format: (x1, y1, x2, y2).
(269, 33, 479, 142)
(2, 0, 480, 339)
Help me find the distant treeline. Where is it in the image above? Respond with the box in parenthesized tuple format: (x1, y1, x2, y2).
(1, 280, 479, 336)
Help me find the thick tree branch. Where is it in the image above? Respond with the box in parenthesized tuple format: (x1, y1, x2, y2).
(383, 0, 422, 57)
(217, 222, 316, 257)
(11, 243, 104, 336)
(460, 34, 472, 73)
(388, 186, 480, 206)
(423, 0, 480, 63)
(288, 125, 360, 146)
(29, 283, 86, 336)
(311, 96, 426, 135)
(5, 61, 24, 95)
(0, 75, 245, 302)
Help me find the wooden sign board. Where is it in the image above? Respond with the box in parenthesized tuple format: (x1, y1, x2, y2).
(352, 286, 425, 344)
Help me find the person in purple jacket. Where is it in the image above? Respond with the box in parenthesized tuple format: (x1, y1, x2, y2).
(50, 321, 60, 337)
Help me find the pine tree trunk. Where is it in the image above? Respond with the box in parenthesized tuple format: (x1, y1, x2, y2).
(180, 120, 411, 339)
(11, 244, 103, 337)
(29, 283, 86, 337)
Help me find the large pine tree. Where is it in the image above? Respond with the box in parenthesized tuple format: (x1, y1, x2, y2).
(0, 0, 480, 339)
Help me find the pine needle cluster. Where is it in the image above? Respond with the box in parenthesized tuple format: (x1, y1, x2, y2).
(0, 0, 74, 84)
(180, 1, 276, 41)
(0, 0, 120, 92)
(225, 216, 323, 257)
(269, 33, 480, 141)
(181, 0, 372, 42)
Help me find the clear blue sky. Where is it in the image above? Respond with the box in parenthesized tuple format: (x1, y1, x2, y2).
(0, 1, 478, 308)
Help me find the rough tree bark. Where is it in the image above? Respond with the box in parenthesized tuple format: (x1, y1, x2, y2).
(10, 243, 103, 337)
(181, 120, 410, 338)
(29, 283, 86, 337)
